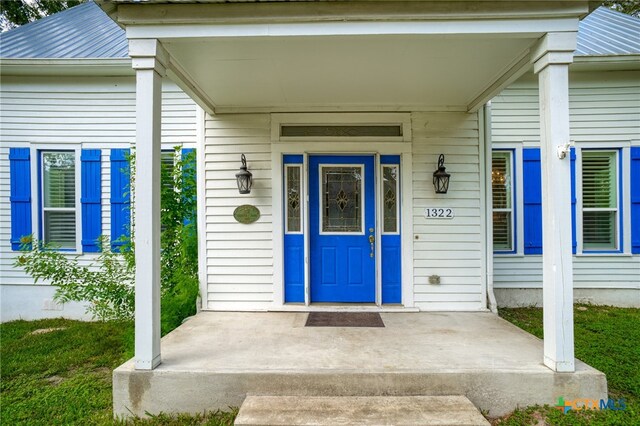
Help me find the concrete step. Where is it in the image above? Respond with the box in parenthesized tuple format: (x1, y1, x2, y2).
(234, 395, 490, 426)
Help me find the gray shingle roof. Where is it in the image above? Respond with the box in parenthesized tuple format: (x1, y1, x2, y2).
(0, 3, 638, 60)
(0, 1, 127, 59)
(576, 7, 640, 56)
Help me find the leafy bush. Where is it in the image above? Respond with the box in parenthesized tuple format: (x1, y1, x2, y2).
(15, 147, 198, 333)
(16, 236, 135, 321)
(158, 148, 199, 334)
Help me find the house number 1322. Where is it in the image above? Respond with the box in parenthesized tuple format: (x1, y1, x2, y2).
(424, 208, 454, 219)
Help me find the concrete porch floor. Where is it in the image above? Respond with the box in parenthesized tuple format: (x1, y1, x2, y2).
(113, 312, 607, 418)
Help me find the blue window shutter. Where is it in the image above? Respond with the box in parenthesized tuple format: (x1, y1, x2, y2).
(631, 147, 640, 254)
(570, 148, 577, 254)
(523, 148, 542, 254)
(81, 149, 102, 252)
(110, 149, 130, 251)
(9, 148, 32, 250)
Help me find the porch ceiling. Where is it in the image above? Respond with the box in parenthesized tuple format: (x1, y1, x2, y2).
(162, 34, 536, 112)
(110, 0, 590, 114)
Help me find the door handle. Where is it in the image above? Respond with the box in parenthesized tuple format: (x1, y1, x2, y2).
(369, 234, 375, 258)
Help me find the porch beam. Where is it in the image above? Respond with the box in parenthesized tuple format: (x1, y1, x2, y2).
(532, 32, 577, 373)
(165, 57, 217, 116)
(129, 38, 217, 116)
(124, 19, 579, 40)
(130, 38, 165, 370)
(466, 48, 532, 113)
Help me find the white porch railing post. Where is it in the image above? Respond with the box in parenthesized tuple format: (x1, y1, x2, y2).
(532, 32, 577, 373)
(130, 39, 167, 370)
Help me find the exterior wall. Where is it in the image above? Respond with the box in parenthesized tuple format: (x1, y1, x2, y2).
(495, 288, 640, 308)
(491, 70, 640, 307)
(0, 75, 197, 322)
(411, 112, 484, 311)
(202, 111, 484, 311)
(203, 114, 274, 311)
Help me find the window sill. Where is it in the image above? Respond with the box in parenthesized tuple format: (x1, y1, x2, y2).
(49, 249, 82, 254)
(493, 253, 525, 258)
(576, 252, 632, 257)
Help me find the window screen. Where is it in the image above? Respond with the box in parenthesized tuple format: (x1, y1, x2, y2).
(492, 151, 513, 251)
(582, 150, 618, 250)
(42, 152, 76, 249)
(161, 150, 176, 191)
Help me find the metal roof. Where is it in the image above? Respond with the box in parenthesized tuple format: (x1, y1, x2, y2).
(0, 3, 638, 60)
(576, 6, 640, 56)
(0, 2, 127, 59)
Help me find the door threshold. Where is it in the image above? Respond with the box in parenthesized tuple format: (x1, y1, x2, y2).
(270, 304, 420, 313)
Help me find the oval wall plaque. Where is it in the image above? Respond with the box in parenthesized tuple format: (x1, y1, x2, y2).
(234, 205, 260, 224)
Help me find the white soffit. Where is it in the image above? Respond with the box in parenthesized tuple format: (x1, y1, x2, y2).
(163, 34, 536, 111)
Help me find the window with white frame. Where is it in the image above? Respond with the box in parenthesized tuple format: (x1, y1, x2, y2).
(492, 151, 514, 252)
(41, 151, 78, 249)
(581, 150, 619, 251)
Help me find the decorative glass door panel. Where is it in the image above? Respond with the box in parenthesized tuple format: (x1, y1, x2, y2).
(321, 166, 363, 233)
(309, 155, 375, 303)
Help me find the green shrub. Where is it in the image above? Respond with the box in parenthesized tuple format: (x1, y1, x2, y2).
(15, 147, 198, 334)
(16, 236, 135, 321)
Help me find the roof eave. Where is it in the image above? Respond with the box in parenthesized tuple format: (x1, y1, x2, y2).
(571, 54, 640, 71)
(574, 54, 640, 64)
(0, 58, 133, 76)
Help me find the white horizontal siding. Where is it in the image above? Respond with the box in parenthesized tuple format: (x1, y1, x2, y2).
(492, 70, 640, 145)
(411, 112, 483, 311)
(494, 256, 640, 290)
(0, 76, 196, 146)
(203, 114, 274, 311)
(492, 69, 640, 293)
(0, 76, 197, 321)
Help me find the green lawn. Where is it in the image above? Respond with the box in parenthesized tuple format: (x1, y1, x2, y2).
(0, 319, 236, 425)
(1, 306, 638, 425)
(494, 305, 640, 425)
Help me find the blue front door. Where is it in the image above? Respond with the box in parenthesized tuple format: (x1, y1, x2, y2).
(309, 155, 376, 302)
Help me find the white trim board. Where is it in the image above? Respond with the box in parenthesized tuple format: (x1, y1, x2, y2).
(125, 19, 578, 39)
(271, 139, 414, 310)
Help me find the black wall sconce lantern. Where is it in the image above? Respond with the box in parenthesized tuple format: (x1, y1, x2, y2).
(236, 154, 253, 194)
(432, 154, 450, 194)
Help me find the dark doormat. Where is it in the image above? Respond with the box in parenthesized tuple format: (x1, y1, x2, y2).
(305, 312, 385, 328)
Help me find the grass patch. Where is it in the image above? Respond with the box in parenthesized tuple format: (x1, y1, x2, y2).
(0, 319, 236, 425)
(493, 305, 640, 425)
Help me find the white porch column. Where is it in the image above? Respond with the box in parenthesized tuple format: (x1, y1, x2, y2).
(129, 39, 168, 370)
(532, 33, 577, 373)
